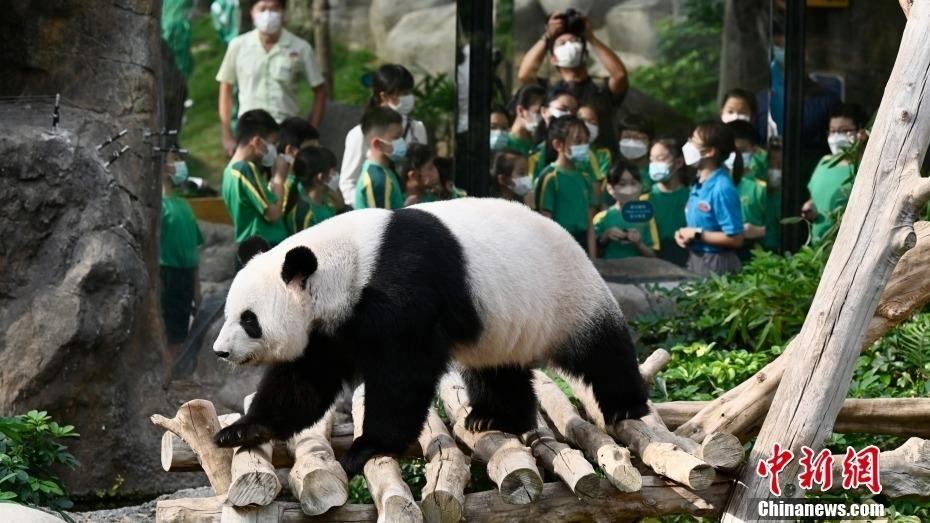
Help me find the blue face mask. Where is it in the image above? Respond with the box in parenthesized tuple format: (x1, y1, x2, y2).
(171, 161, 189, 185)
(386, 138, 407, 162)
(772, 45, 785, 66)
(490, 129, 509, 150)
(648, 162, 672, 183)
(569, 143, 590, 164)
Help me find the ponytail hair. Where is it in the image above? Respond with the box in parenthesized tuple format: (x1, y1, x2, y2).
(694, 120, 743, 183)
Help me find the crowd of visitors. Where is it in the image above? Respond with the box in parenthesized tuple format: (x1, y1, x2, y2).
(158, 0, 869, 350)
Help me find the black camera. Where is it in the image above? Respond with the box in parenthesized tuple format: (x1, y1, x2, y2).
(560, 8, 587, 38)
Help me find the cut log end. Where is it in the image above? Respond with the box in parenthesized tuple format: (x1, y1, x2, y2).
(700, 432, 745, 470)
(597, 444, 643, 493)
(225, 469, 281, 507)
(294, 468, 349, 515)
(420, 490, 465, 523)
(379, 495, 423, 523)
(497, 467, 545, 505)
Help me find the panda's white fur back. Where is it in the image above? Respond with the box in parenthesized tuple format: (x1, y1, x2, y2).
(411, 198, 618, 368)
(229, 198, 619, 367)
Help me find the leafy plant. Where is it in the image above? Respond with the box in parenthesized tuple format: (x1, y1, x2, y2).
(410, 73, 457, 152)
(0, 411, 79, 513)
(629, 0, 725, 122)
(651, 342, 777, 402)
(634, 245, 826, 352)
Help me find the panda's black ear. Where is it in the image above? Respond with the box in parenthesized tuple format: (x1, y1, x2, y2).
(281, 246, 318, 289)
(238, 236, 271, 266)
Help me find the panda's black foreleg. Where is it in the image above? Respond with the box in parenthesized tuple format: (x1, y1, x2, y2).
(214, 351, 353, 448)
(338, 334, 450, 478)
(550, 316, 649, 424)
(461, 365, 537, 435)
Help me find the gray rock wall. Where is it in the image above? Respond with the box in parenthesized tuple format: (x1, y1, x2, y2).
(0, 0, 204, 497)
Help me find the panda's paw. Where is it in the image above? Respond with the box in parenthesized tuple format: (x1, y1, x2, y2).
(339, 436, 381, 478)
(213, 422, 273, 448)
(464, 411, 498, 433)
(607, 401, 650, 424)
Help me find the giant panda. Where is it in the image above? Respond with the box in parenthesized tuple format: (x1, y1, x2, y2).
(212, 197, 648, 477)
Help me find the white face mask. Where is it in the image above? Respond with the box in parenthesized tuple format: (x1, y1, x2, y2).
(721, 112, 752, 124)
(682, 141, 703, 167)
(828, 132, 854, 156)
(524, 111, 541, 133)
(325, 173, 340, 192)
(390, 94, 415, 116)
(584, 122, 599, 143)
(768, 168, 783, 189)
(553, 40, 584, 68)
(724, 152, 736, 171)
(512, 175, 532, 196)
(548, 107, 572, 119)
(260, 139, 277, 167)
(648, 162, 672, 183)
(280, 153, 294, 166)
(619, 139, 648, 160)
(490, 129, 509, 150)
(253, 10, 283, 35)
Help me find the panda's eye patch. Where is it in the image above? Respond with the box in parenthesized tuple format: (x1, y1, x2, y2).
(240, 310, 262, 339)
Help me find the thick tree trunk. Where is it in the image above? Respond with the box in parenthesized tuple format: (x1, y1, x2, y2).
(150, 400, 233, 495)
(722, 2, 930, 518)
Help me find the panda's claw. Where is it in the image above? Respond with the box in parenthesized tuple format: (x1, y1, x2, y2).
(213, 421, 273, 448)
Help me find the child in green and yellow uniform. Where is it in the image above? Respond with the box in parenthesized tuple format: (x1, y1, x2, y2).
(801, 104, 866, 244)
(529, 87, 579, 183)
(642, 138, 690, 266)
(536, 116, 596, 258)
(577, 104, 612, 206)
(222, 109, 289, 249)
(160, 153, 203, 369)
(608, 113, 653, 205)
(595, 162, 659, 259)
(396, 143, 441, 206)
(284, 146, 345, 233)
(505, 84, 546, 157)
(727, 120, 768, 260)
(491, 149, 534, 206)
(354, 107, 406, 210)
(277, 117, 321, 210)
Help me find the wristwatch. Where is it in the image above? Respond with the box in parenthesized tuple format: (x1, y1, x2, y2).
(694, 228, 704, 242)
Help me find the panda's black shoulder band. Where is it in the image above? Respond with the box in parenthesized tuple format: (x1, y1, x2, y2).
(282, 246, 318, 289)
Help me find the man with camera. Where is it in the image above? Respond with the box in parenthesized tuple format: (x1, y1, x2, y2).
(517, 9, 629, 156)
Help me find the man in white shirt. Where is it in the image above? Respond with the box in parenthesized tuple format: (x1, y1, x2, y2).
(216, 0, 327, 157)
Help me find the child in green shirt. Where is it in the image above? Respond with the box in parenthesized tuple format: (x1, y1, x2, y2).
(727, 120, 768, 260)
(277, 117, 321, 209)
(354, 106, 406, 210)
(221, 109, 288, 247)
(578, 104, 613, 206)
(285, 146, 345, 233)
(395, 143, 441, 206)
(594, 161, 659, 259)
(490, 149, 533, 205)
(642, 138, 690, 266)
(802, 104, 865, 244)
(536, 115, 596, 258)
(505, 84, 545, 157)
(160, 153, 203, 370)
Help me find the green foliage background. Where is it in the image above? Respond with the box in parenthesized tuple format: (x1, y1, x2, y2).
(629, 0, 725, 122)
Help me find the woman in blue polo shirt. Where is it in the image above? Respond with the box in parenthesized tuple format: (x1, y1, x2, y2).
(675, 121, 745, 276)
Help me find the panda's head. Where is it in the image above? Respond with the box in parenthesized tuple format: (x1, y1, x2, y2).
(213, 237, 319, 365)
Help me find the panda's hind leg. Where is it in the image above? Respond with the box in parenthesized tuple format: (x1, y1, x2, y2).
(550, 314, 649, 424)
(462, 365, 537, 434)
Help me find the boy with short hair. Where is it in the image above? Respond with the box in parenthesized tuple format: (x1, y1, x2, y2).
(222, 109, 288, 248)
(160, 152, 203, 369)
(354, 107, 406, 210)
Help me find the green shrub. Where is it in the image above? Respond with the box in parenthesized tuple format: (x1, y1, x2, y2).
(634, 245, 827, 352)
(0, 410, 79, 512)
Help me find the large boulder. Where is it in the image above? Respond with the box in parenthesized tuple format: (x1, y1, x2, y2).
(380, 3, 457, 76)
(604, 0, 675, 64)
(0, 0, 211, 498)
(370, 0, 449, 56)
